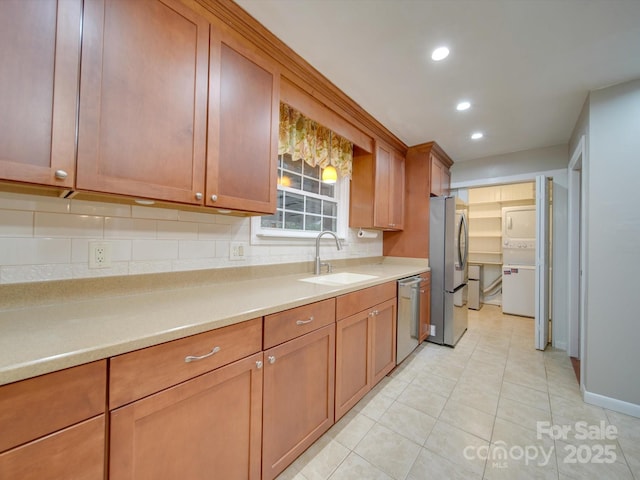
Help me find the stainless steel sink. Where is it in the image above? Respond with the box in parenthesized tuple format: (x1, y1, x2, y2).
(299, 272, 379, 286)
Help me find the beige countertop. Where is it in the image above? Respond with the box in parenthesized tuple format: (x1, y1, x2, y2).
(0, 257, 429, 386)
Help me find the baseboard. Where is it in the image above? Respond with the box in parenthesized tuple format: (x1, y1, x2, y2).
(553, 340, 567, 350)
(583, 389, 640, 418)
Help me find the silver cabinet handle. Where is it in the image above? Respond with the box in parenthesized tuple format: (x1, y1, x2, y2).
(211, 194, 218, 202)
(296, 316, 314, 326)
(195, 192, 203, 200)
(54, 169, 68, 179)
(420, 290, 425, 293)
(184, 346, 221, 363)
(268, 355, 276, 364)
(256, 360, 263, 369)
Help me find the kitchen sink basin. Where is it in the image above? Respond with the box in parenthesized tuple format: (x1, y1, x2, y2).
(299, 272, 379, 286)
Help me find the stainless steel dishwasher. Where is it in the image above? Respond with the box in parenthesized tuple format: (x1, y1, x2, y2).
(397, 276, 422, 364)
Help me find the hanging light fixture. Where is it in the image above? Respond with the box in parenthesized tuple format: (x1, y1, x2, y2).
(322, 165, 337, 184)
(278, 175, 291, 187)
(321, 131, 338, 184)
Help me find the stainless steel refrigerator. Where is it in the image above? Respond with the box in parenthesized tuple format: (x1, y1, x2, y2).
(428, 196, 469, 346)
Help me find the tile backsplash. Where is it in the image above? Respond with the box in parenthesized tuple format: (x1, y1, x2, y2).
(0, 191, 382, 285)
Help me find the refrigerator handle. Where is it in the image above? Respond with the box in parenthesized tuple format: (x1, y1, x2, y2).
(458, 213, 469, 270)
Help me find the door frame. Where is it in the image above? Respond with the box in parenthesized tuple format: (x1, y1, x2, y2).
(568, 136, 587, 389)
(535, 175, 551, 350)
(451, 168, 566, 349)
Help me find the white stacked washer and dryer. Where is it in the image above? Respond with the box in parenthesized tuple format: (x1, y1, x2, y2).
(502, 206, 536, 317)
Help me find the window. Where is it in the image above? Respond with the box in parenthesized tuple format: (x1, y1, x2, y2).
(253, 154, 349, 240)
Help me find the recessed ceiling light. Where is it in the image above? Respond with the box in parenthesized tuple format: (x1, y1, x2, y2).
(471, 132, 484, 140)
(456, 101, 471, 111)
(431, 46, 449, 61)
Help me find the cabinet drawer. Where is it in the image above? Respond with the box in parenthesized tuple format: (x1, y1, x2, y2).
(109, 318, 262, 409)
(336, 282, 396, 319)
(0, 415, 105, 480)
(264, 298, 335, 349)
(0, 360, 106, 453)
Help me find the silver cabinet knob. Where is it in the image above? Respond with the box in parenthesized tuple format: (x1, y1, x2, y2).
(54, 170, 68, 180)
(211, 194, 218, 202)
(256, 360, 263, 369)
(195, 192, 203, 201)
(268, 355, 276, 364)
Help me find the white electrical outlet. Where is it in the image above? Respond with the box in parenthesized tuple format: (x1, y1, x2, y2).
(430, 325, 436, 336)
(89, 242, 112, 269)
(229, 242, 247, 261)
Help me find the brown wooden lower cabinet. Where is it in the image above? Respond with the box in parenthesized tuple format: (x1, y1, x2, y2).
(262, 324, 335, 480)
(1, 279, 414, 480)
(0, 360, 107, 480)
(370, 298, 398, 385)
(0, 415, 105, 480)
(335, 297, 397, 421)
(335, 309, 371, 420)
(419, 272, 431, 342)
(109, 352, 264, 480)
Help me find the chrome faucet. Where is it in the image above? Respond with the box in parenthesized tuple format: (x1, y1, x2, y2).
(314, 231, 342, 275)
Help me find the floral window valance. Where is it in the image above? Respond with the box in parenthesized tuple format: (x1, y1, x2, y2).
(278, 103, 353, 180)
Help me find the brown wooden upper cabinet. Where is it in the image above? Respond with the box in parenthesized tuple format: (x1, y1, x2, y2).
(207, 24, 280, 214)
(0, 0, 82, 189)
(76, 0, 209, 205)
(430, 147, 453, 197)
(350, 140, 405, 230)
(383, 141, 454, 259)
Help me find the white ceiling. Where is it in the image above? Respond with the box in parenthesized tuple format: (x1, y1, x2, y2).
(234, 0, 640, 162)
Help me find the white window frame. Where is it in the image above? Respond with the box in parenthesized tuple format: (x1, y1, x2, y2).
(251, 173, 350, 245)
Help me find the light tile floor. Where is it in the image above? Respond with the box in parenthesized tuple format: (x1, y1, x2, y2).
(276, 305, 640, 480)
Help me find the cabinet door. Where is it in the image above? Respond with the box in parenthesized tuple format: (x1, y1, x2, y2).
(262, 324, 335, 480)
(77, 0, 209, 204)
(0, 0, 81, 188)
(207, 25, 279, 213)
(110, 352, 263, 480)
(371, 298, 397, 385)
(430, 154, 443, 196)
(442, 167, 451, 196)
(389, 150, 405, 229)
(335, 311, 371, 421)
(373, 143, 404, 230)
(0, 416, 104, 480)
(373, 142, 391, 228)
(419, 273, 431, 342)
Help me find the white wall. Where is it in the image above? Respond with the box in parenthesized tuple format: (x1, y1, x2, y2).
(451, 145, 570, 350)
(584, 79, 640, 408)
(0, 191, 381, 285)
(451, 144, 569, 185)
